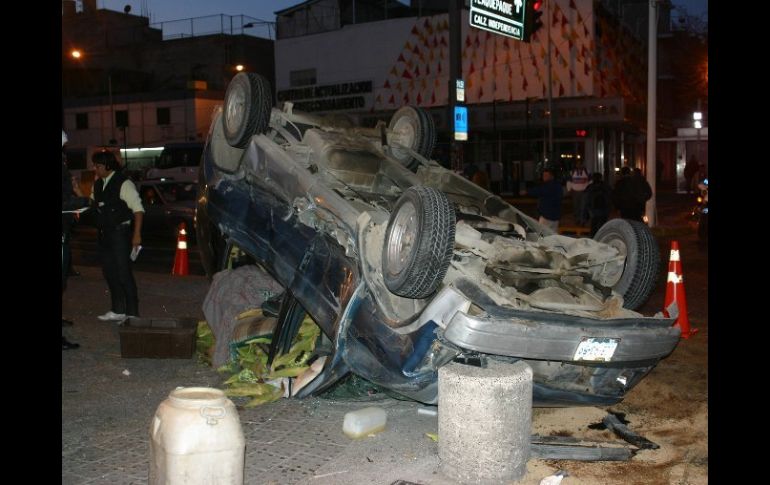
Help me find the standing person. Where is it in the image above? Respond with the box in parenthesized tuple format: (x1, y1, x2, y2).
(62, 130, 90, 349)
(584, 172, 612, 237)
(522, 168, 563, 231)
(568, 160, 590, 226)
(612, 166, 651, 222)
(91, 150, 145, 321)
(684, 156, 699, 194)
(632, 168, 653, 219)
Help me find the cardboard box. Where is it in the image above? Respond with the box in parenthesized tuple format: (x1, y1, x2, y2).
(119, 317, 197, 359)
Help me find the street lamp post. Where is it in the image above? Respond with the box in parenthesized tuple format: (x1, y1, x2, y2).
(70, 49, 116, 145)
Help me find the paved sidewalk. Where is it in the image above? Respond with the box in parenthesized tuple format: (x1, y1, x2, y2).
(62, 269, 450, 485)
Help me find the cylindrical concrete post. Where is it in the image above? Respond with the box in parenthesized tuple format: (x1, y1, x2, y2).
(438, 360, 532, 484)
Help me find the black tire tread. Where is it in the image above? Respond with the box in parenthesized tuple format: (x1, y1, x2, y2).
(594, 219, 660, 310)
(413, 107, 436, 169)
(223, 73, 272, 148)
(389, 106, 436, 172)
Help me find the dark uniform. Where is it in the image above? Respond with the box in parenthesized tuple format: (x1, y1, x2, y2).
(94, 171, 140, 317)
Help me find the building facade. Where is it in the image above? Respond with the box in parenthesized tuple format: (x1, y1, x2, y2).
(61, 1, 275, 166)
(274, 0, 654, 190)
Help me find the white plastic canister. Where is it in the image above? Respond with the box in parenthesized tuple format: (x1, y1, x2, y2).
(150, 387, 245, 485)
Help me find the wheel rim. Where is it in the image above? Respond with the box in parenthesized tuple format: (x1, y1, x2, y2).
(391, 116, 416, 160)
(386, 201, 418, 275)
(225, 86, 246, 135)
(604, 236, 627, 286)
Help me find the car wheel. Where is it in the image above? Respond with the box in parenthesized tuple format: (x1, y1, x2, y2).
(382, 186, 455, 299)
(388, 106, 436, 171)
(594, 218, 660, 310)
(222, 72, 272, 148)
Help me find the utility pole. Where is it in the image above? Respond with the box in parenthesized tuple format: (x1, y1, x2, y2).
(546, 0, 553, 164)
(645, 0, 658, 227)
(448, 0, 461, 171)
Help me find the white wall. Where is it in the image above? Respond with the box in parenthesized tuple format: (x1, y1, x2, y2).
(275, 16, 417, 111)
(64, 97, 220, 149)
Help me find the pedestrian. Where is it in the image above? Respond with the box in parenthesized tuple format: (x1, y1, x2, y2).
(568, 160, 590, 225)
(522, 167, 563, 231)
(584, 172, 612, 237)
(463, 162, 489, 190)
(632, 167, 652, 218)
(684, 156, 699, 194)
(91, 149, 145, 321)
(611, 167, 651, 222)
(62, 130, 90, 349)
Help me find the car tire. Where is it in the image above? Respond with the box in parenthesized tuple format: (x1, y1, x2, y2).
(594, 218, 660, 310)
(388, 106, 436, 171)
(222, 72, 272, 148)
(382, 186, 455, 299)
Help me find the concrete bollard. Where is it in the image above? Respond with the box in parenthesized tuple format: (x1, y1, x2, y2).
(438, 360, 532, 484)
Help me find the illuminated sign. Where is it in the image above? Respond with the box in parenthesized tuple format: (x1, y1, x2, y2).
(469, 0, 527, 41)
(456, 79, 465, 102)
(454, 106, 468, 141)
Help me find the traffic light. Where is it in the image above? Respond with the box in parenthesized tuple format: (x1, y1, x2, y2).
(524, 0, 544, 43)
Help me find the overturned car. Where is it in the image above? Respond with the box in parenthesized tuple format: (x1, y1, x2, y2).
(196, 73, 680, 407)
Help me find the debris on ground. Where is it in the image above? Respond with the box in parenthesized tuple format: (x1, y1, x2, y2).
(530, 434, 635, 461)
(588, 410, 660, 450)
(196, 307, 321, 407)
(539, 470, 568, 485)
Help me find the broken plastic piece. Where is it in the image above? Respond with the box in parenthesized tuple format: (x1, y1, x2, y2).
(539, 470, 568, 485)
(342, 407, 387, 438)
(417, 407, 437, 417)
(603, 413, 660, 450)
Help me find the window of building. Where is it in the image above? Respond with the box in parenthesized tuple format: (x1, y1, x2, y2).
(157, 107, 170, 126)
(75, 112, 89, 130)
(115, 110, 129, 128)
(290, 68, 317, 87)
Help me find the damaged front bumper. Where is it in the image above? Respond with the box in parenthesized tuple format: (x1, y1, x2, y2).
(443, 308, 680, 364)
(441, 305, 680, 406)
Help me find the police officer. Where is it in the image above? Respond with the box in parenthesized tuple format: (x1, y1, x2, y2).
(90, 150, 145, 321)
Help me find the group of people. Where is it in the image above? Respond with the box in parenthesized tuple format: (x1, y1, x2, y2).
(62, 130, 145, 350)
(524, 161, 652, 236)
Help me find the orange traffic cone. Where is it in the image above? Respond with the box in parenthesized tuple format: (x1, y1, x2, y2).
(663, 241, 698, 338)
(172, 222, 189, 276)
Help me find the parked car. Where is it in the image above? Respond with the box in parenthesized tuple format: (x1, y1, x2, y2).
(196, 73, 680, 406)
(138, 179, 198, 241)
(145, 142, 203, 183)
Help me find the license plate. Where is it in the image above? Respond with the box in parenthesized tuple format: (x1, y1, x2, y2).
(573, 337, 619, 362)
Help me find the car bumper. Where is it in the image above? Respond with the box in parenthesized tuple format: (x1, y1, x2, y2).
(444, 310, 680, 364)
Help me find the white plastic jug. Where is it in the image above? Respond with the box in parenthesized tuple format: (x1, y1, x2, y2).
(150, 387, 245, 485)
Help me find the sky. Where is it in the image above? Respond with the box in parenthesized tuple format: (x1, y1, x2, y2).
(98, 0, 708, 23)
(98, 0, 405, 24)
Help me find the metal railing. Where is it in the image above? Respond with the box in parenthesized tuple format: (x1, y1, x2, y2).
(150, 14, 275, 40)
